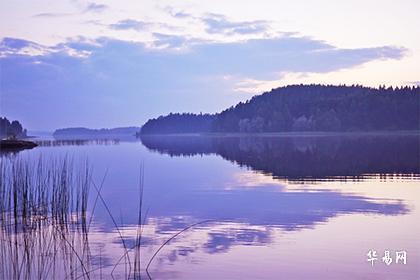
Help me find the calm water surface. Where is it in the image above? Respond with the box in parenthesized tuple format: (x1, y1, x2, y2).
(2, 134, 419, 279)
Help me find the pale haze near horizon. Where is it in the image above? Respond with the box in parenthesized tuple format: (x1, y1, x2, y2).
(0, 0, 419, 131)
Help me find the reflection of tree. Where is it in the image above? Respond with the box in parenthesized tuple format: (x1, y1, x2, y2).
(140, 134, 420, 180)
(36, 139, 120, 147)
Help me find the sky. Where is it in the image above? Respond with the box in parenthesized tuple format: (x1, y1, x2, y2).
(0, 0, 419, 131)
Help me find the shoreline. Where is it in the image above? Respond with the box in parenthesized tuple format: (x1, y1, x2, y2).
(0, 139, 38, 150)
(139, 130, 420, 137)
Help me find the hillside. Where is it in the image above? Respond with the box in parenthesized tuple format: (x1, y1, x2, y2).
(141, 84, 420, 134)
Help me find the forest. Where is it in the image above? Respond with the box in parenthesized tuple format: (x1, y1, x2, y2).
(140, 84, 420, 134)
(0, 117, 27, 138)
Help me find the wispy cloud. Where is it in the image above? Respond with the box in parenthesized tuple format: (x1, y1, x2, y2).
(163, 9, 270, 36)
(33, 2, 107, 18)
(202, 13, 269, 35)
(32, 12, 73, 18)
(84, 2, 107, 13)
(0, 37, 93, 58)
(153, 33, 188, 48)
(109, 19, 150, 31)
(152, 33, 206, 49)
(108, 19, 178, 33)
(0, 37, 53, 57)
(163, 6, 192, 19)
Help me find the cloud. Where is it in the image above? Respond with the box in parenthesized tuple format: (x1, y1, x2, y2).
(164, 6, 191, 19)
(33, 2, 107, 18)
(84, 2, 107, 13)
(153, 33, 188, 48)
(152, 33, 205, 49)
(0, 37, 53, 57)
(32, 12, 72, 18)
(163, 9, 270, 36)
(1, 38, 35, 50)
(203, 229, 271, 254)
(108, 19, 178, 33)
(0, 36, 407, 129)
(202, 13, 269, 35)
(109, 19, 149, 31)
(0, 37, 94, 58)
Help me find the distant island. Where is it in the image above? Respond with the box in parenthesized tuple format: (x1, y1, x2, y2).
(53, 126, 141, 139)
(140, 84, 420, 134)
(0, 117, 28, 138)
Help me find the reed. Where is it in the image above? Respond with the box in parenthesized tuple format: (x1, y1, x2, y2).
(0, 156, 92, 280)
(0, 156, 207, 279)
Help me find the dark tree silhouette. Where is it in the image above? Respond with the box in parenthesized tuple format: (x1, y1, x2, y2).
(141, 84, 420, 134)
(0, 117, 27, 138)
(141, 113, 214, 134)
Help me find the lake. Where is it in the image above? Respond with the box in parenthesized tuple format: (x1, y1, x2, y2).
(1, 133, 419, 279)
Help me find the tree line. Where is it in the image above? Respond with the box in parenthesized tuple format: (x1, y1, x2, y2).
(0, 117, 27, 138)
(141, 84, 420, 134)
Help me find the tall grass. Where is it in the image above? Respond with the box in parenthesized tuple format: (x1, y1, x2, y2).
(0, 157, 91, 279)
(0, 156, 208, 279)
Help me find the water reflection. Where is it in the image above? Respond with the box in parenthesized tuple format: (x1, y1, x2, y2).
(145, 190, 407, 232)
(140, 134, 420, 181)
(0, 139, 120, 156)
(36, 139, 120, 147)
(1, 135, 418, 279)
(203, 227, 272, 254)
